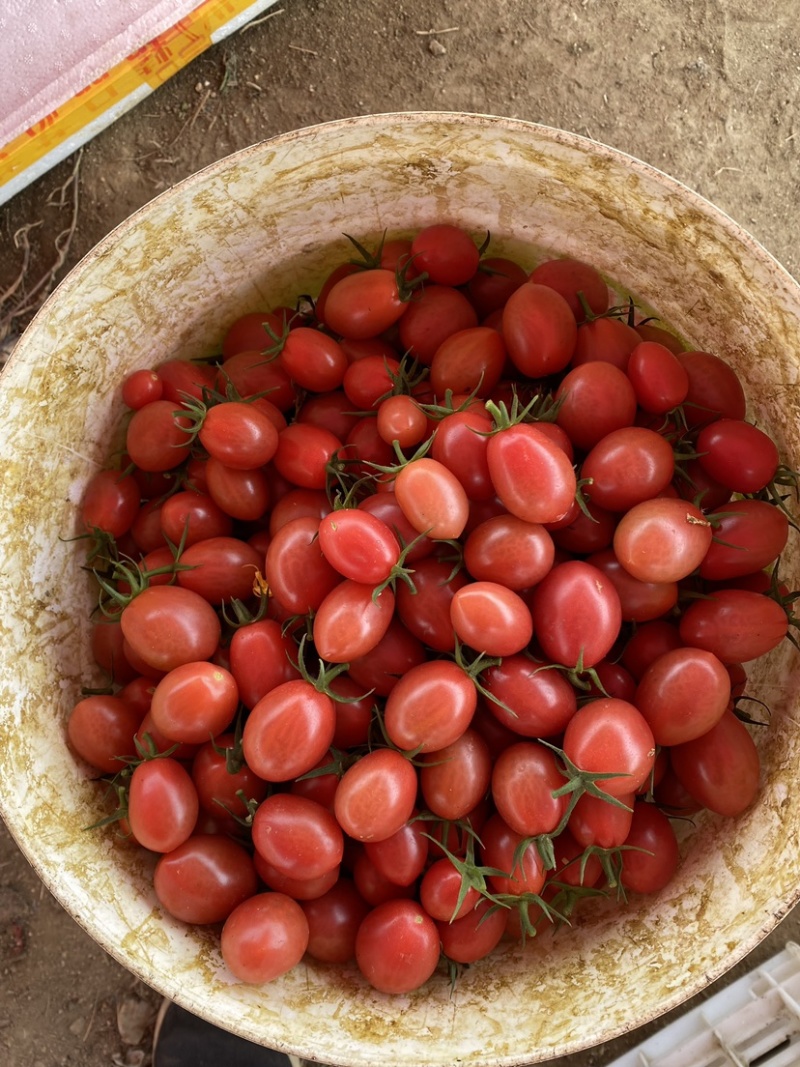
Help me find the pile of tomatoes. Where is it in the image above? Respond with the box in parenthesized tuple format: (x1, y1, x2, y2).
(70, 222, 797, 994)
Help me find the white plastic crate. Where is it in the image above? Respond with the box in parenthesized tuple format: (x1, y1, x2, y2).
(607, 943, 800, 1067)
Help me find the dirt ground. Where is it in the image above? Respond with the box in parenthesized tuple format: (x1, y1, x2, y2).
(1, 1, 800, 1065)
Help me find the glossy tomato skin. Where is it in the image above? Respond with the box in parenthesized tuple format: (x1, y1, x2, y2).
(251, 793, 344, 881)
(678, 588, 789, 663)
(491, 741, 568, 837)
(355, 899, 441, 993)
(529, 257, 609, 321)
(394, 457, 470, 539)
(312, 581, 395, 663)
(149, 660, 239, 744)
(568, 790, 635, 848)
(395, 557, 470, 653)
(450, 581, 533, 657)
(204, 458, 271, 521)
(273, 423, 343, 490)
(265, 515, 342, 614)
(176, 536, 264, 604)
(82, 469, 141, 538)
(153, 835, 258, 924)
(198, 401, 279, 470)
(301, 879, 370, 963)
(159, 490, 233, 546)
(229, 619, 300, 710)
(678, 351, 746, 428)
(555, 362, 637, 452)
(634, 647, 731, 746)
(465, 256, 527, 318)
(619, 803, 680, 894)
(279, 327, 349, 393)
(334, 749, 418, 842)
(127, 757, 199, 853)
(429, 326, 507, 398)
(586, 548, 678, 624)
(437, 898, 506, 964)
(486, 424, 577, 525)
(464, 513, 555, 590)
(323, 269, 408, 339)
(698, 499, 789, 581)
(384, 660, 477, 753)
(481, 653, 578, 738)
(242, 679, 336, 783)
(364, 816, 429, 887)
(67, 695, 142, 773)
(220, 892, 309, 984)
(430, 408, 495, 502)
(410, 223, 480, 286)
(126, 400, 193, 473)
(502, 282, 578, 377)
(191, 733, 268, 818)
(317, 509, 401, 584)
(347, 616, 427, 699)
(571, 316, 640, 370)
(419, 728, 492, 820)
(613, 497, 713, 584)
(581, 427, 675, 512)
(528, 560, 622, 669)
(420, 857, 481, 922)
(626, 341, 690, 413)
(120, 586, 222, 673)
(398, 285, 479, 365)
(696, 418, 779, 493)
(562, 698, 656, 798)
(480, 813, 547, 897)
(670, 709, 760, 817)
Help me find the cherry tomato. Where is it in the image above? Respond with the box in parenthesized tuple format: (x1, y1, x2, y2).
(678, 588, 789, 663)
(480, 814, 546, 897)
(678, 350, 746, 428)
(264, 514, 343, 614)
(252, 793, 344, 881)
(429, 326, 507, 398)
(696, 418, 779, 493)
(491, 741, 568, 836)
(67, 695, 142, 773)
(334, 749, 418, 842)
(127, 757, 199, 853)
(626, 341, 689, 413)
(242, 678, 336, 783)
(220, 892, 309, 984)
(120, 586, 222, 673)
(355, 899, 441, 993)
(323, 269, 409, 339)
(122, 368, 164, 410)
(279, 327, 349, 392)
(450, 580, 533, 657)
(153, 835, 258, 923)
(204, 457, 271, 521)
(221, 310, 283, 359)
(313, 580, 395, 663)
(384, 659, 477, 752)
(176, 536, 264, 603)
(317, 508, 401, 584)
(82, 469, 141, 538)
(464, 514, 555, 590)
(436, 897, 506, 964)
(159, 490, 233, 546)
(411, 223, 480, 286)
(465, 256, 527, 318)
(364, 816, 429, 887)
(613, 497, 712, 583)
(419, 728, 492, 820)
(301, 879, 370, 964)
(273, 423, 343, 490)
(502, 282, 577, 377)
(698, 499, 789, 581)
(229, 619, 300, 710)
(528, 560, 622, 669)
(529, 257, 609, 321)
(670, 709, 760, 816)
(581, 427, 675, 512)
(486, 423, 577, 525)
(126, 400, 193, 473)
(619, 802, 680, 894)
(398, 285, 479, 365)
(634, 647, 731, 746)
(568, 790, 635, 848)
(571, 316, 640, 370)
(147, 661, 237, 744)
(191, 733, 268, 818)
(563, 698, 656, 798)
(555, 361, 637, 451)
(347, 616, 427, 699)
(394, 457, 470, 539)
(430, 408, 496, 502)
(481, 653, 578, 738)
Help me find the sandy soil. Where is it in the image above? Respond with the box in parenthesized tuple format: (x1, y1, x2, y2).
(1, 1, 799, 1065)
